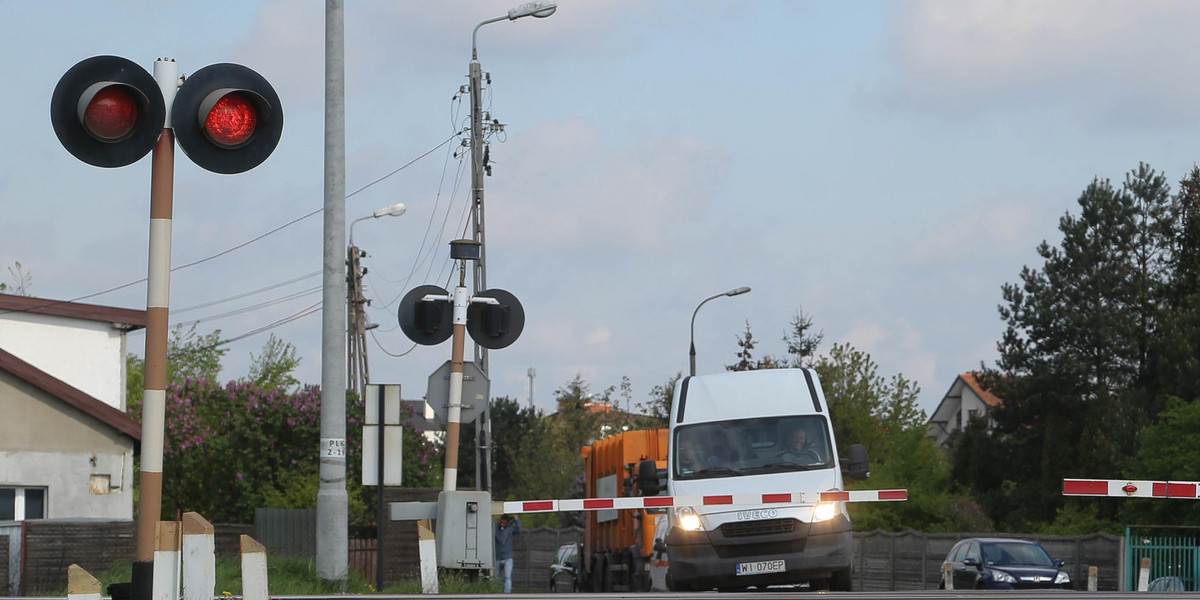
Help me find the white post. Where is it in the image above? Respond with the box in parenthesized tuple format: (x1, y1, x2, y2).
(241, 535, 270, 600)
(67, 565, 102, 600)
(943, 562, 954, 590)
(1087, 565, 1098, 592)
(419, 520, 439, 594)
(152, 522, 180, 600)
(181, 513, 216, 600)
(1137, 557, 1151, 591)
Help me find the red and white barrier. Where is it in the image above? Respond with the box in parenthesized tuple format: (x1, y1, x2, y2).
(492, 489, 907, 514)
(1063, 479, 1200, 499)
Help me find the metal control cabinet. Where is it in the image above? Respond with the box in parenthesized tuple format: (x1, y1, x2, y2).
(436, 490, 493, 570)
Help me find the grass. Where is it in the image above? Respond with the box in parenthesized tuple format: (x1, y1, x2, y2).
(55, 556, 501, 596)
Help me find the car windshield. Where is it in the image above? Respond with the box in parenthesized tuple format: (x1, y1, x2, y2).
(981, 542, 1054, 567)
(674, 415, 833, 480)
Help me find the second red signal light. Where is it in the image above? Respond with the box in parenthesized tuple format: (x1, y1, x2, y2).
(172, 63, 283, 174)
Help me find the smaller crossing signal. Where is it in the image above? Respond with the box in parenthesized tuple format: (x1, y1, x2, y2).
(398, 285, 454, 346)
(51, 56, 166, 168)
(467, 288, 525, 350)
(172, 63, 283, 174)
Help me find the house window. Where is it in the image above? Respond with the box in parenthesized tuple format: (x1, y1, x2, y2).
(0, 487, 47, 521)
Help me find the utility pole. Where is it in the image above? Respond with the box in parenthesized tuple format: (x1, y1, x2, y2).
(346, 245, 369, 396)
(318, 0, 349, 586)
(527, 367, 535, 408)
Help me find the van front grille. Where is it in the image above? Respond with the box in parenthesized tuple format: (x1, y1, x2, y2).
(720, 518, 796, 537)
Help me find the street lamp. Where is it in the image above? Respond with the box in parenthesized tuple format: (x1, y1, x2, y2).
(468, 1, 557, 369)
(349, 202, 406, 247)
(689, 286, 751, 376)
(347, 202, 406, 396)
(467, 1, 556, 496)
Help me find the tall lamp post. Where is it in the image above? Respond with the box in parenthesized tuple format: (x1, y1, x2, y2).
(467, 0, 556, 493)
(689, 286, 751, 376)
(347, 203, 406, 396)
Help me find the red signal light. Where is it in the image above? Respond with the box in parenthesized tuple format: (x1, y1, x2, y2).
(203, 92, 257, 148)
(82, 85, 139, 141)
(1122, 484, 1138, 494)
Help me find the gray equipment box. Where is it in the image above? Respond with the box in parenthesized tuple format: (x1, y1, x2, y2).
(436, 490, 493, 569)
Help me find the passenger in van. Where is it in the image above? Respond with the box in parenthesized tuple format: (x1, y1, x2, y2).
(679, 437, 720, 472)
(778, 425, 823, 463)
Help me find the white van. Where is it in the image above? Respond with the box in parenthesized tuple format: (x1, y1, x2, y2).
(659, 368, 869, 591)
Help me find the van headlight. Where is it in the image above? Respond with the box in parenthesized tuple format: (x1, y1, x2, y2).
(676, 506, 704, 531)
(812, 502, 837, 522)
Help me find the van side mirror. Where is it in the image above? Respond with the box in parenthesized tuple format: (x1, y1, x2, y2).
(637, 459, 663, 496)
(841, 444, 870, 480)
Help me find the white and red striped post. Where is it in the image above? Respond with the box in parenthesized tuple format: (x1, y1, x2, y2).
(133, 59, 179, 600)
(181, 513, 215, 600)
(241, 535, 269, 600)
(152, 521, 180, 600)
(67, 565, 102, 600)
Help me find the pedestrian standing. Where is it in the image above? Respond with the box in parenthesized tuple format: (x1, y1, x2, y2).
(494, 513, 522, 593)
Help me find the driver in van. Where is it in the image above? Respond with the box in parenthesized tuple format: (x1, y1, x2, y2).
(777, 425, 821, 462)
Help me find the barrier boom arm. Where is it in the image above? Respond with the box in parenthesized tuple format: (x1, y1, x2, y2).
(1063, 479, 1199, 499)
(492, 489, 908, 515)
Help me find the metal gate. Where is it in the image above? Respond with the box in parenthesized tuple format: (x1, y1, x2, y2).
(1126, 526, 1200, 591)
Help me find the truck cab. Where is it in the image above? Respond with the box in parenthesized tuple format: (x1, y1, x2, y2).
(661, 368, 867, 591)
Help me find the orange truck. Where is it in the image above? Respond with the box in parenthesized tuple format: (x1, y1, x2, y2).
(578, 428, 669, 592)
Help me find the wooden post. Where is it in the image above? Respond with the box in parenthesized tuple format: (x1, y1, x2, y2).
(1087, 565, 1098, 592)
(418, 520, 438, 594)
(153, 522, 181, 600)
(241, 535, 269, 600)
(181, 513, 216, 600)
(1137, 557, 1151, 591)
(67, 565, 102, 600)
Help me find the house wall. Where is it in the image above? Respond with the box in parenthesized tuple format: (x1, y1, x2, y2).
(0, 312, 127, 411)
(0, 372, 134, 520)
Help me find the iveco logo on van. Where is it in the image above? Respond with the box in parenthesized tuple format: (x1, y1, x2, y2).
(737, 509, 779, 520)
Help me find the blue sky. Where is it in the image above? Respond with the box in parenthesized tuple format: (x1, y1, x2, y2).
(5, 1, 1200, 418)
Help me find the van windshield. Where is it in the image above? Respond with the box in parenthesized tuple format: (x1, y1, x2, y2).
(673, 415, 833, 480)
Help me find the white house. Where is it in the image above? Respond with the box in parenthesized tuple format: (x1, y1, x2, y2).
(926, 372, 1003, 447)
(0, 293, 144, 521)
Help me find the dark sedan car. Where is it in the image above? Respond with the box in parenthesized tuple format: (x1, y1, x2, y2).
(940, 537, 1072, 590)
(549, 542, 581, 593)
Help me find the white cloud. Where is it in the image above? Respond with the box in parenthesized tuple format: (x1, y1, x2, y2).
(884, 1, 1200, 123)
(487, 118, 727, 251)
(585, 326, 611, 345)
(907, 199, 1042, 265)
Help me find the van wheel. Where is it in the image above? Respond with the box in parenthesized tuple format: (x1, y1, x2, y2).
(830, 566, 852, 592)
(666, 572, 691, 592)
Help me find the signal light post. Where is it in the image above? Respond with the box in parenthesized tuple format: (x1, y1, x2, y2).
(51, 55, 283, 600)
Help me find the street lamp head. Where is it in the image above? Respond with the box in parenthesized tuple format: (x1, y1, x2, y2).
(725, 286, 751, 297)
(372, 202, 406, 219)
(508, 1, 557, 20)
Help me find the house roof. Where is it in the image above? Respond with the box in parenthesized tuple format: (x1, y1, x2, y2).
(0, 347, 142, 442)
(0, 293, 146, 331)
(959, 372, 1003, 408)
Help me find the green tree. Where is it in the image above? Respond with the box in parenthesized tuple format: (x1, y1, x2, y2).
(0, 261, 32, 295)
(637, 373, 680, 427)
(243, 333, 300, 391)
(980, 163, 1181, 528)
(1117, 397, 1200, 527)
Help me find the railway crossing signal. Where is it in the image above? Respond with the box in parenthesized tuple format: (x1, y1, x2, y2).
(52, 56, 283, 173)
(1063, 478, 1199, 499)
